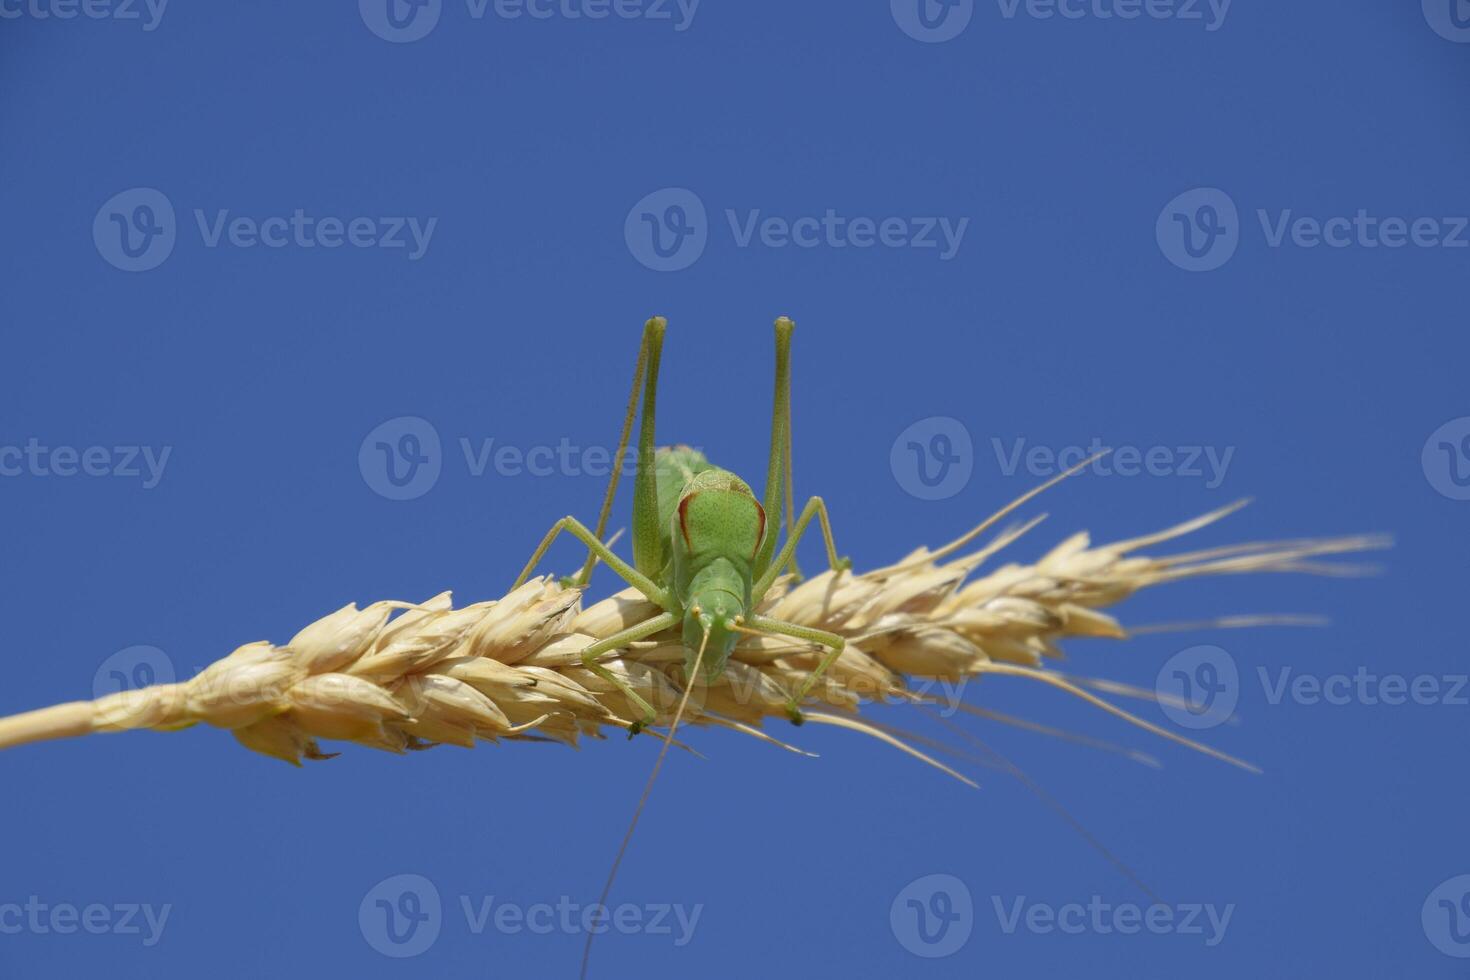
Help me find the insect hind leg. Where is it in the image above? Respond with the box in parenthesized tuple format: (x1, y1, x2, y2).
(571, 316, 666, 588)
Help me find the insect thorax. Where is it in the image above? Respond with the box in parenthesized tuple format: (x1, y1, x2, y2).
(668, 467, 763, 604)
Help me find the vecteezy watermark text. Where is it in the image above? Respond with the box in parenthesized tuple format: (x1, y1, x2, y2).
(358, 874, 701, 957)
(0, 439, 171, 488)
(359, 0, 699, 43)
(992, 895, 1234, 946)
(1156, 644, 1468, 731)
(193, 210, 435, 259)
(624, 188, 969, 272)
(991, 437, 1234, 488)
(0, 0, 167, 29)
(0, 898, 171, 946)
(460, 895, 701, 943)
(725, 210, 968, 261)
(94, 188, 436, 272)
(890, 0, 1229, 43)
(1259, 667, 1468, 708)
(1157, 187, 1470, 272)
(359, 415, 708, 500)
(995, 0, 1230, 30)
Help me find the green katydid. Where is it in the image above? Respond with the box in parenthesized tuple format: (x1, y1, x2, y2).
(512, 316, 854, 979)
(512, 315, 852, 734)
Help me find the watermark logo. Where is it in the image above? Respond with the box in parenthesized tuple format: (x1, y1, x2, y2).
(1160, 647, 1465, 723)
(358, 875, 701, 954)
(360, 0, 442, 41)
(93, 645, 175, 701)
(359, 417, 443, 500)
(1424, 0, 1470, 42)
(360, 874, 442, 958)
(891, 0, 974, 42)
(625, 187, 707, 272)
(891, 873, 973, 957)
(94, 188, 176, 272)
(1156, 187, 1239, 272)
(1162, 188, 1470, 272)
(891, 416, 974, 501)
(625, 188, 969, 270)
(93, 189, 436, 270)
(1422, 417, 1470, 501)
(92, 645, 176, 730)
(1155, 644, 1238, 730)
(1424, 875, 1470, 957)
(358, 427, 703, 499)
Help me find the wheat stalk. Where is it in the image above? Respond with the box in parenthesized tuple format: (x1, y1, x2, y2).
(0, 498, 1386, 774)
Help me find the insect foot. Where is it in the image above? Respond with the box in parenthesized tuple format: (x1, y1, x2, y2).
(785, 703, 806, 726)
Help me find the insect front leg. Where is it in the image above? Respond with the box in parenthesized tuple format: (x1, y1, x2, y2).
(744, 614, 845, 724)
(751, 495, 851, 600)
(578, 611, 680, 734)
(512, 516, 670, 607)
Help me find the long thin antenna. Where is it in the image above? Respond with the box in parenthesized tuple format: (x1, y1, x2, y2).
(924, 708, 1161, 902)
(579, 627, 710, 980)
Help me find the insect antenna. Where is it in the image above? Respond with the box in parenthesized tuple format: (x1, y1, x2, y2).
(913, 707, 1162, 900)
(579, 622, 711, 980)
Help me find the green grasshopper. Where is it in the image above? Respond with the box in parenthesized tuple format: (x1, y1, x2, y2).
(512, 315, 852, 734)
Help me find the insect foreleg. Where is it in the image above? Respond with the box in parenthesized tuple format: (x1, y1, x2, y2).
(512, 515, 670, 607)
(751, 495, 850, 600)
(578, 610, 680, 733)
(744, 613, 845, 723)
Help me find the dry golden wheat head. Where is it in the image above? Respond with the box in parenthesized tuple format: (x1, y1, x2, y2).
(0, 498, 1387, 776)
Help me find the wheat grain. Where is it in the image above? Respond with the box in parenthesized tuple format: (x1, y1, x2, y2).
(0, 499, 1386, 773)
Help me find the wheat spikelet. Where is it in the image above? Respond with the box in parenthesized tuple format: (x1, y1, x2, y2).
(0, 500, 1386, 773)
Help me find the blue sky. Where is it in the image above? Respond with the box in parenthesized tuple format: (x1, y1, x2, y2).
(1, 2, 1466, 977)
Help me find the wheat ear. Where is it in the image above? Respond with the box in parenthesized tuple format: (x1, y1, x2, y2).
(0, 501, 1386, 771)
